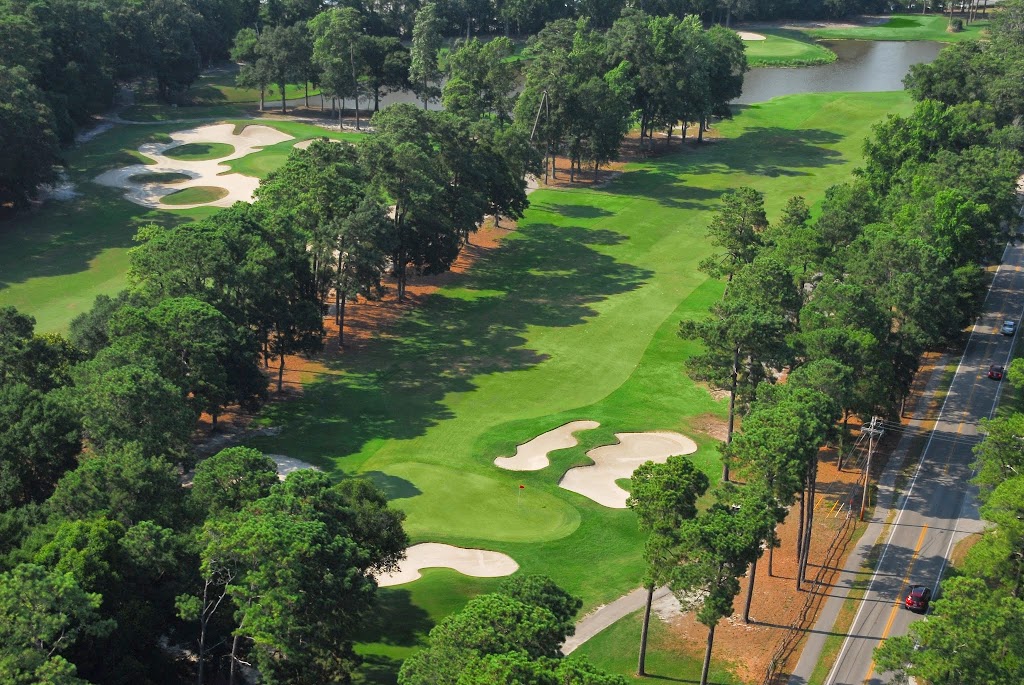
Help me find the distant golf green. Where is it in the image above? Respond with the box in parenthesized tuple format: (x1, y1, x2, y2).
(744, 29, 837, 66)
(0, 118, 360, 332)
(163, 142, 235, 161)
(802, 13, 990, 41)
(160, 186, 230, 205)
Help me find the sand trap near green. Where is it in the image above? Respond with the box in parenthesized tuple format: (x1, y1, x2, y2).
(559, 432, 698, 508)
(738, 31, 767, 40)
(266, 453, 320, 480)
(377, 543, 519, 587)
(494, 420, 601, 471)
(93, 123, 293, 209)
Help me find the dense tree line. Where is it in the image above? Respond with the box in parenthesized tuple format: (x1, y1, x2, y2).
(398, 575, 624, 684)
(665, 9, 1024, 682)
(0, 304, 408, 683)
(3, 0, 918, 213)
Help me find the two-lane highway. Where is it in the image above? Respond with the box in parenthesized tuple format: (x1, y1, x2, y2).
(823, 241, 1024, 685)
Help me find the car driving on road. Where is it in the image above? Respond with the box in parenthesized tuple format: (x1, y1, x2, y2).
(905, 585, 932, 613)
(989, 364, 1005, 380)
(1001, 320, 1017, 335)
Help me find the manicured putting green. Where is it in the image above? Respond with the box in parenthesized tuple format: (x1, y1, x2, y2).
(127, 172, 191, 185)
(744, 29, 837, 66)
(160, 186, 230, 205)
(801, 13, 990, 42)
(163, 142, 235, 161)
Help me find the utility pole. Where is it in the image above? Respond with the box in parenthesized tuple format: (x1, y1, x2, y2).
(860, 417, 884, 521)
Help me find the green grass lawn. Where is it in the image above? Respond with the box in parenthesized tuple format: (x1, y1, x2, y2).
(238, 91, 916, 682)
(188, 64, 321, 104)
(802, 13, 990, 41)
(163, 142, 235, 161)
(574, 610, 743, 684)
(0, 120, 360, 332)
(160, 186, 230, 205)
(744, 29, 837, 67)
(127, 172, 192, 185)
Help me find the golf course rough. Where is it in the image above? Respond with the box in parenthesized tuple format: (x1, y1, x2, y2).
(377, 543, 519, 587)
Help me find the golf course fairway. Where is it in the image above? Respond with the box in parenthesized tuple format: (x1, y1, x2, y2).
(0, 90, 915, 682)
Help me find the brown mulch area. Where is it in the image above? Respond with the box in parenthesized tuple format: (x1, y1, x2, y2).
(191, 218, 511, 447)
(663, 446, 864, 684)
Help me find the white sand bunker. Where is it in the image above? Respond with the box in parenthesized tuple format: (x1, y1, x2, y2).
(559, 432, 698, 508)
(94, 123, 293, 209)
(494, 420, 601, 471)
(738, 31, 767, 40)
(266, 454, 320, 481)
(377, 543, 519, 587)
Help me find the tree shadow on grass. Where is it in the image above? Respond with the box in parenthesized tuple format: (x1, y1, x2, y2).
(532, 202, 615, 219)
(355, 655, 400, 685)
(363, 471, 423, 500)
(361, 588, 434, 647)
(0, 187, 186, 293)
(603, 126, 847, 210)
(259, 223, 652, 464)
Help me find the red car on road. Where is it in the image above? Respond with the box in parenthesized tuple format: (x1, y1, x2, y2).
(905, 585, 932, 613)
(989, 364, 1005, 380)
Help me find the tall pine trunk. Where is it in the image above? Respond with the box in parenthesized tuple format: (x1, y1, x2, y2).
(638, 585, 654, 676)
(743, 557, 757, 623)
(338, 293, 347, 347)
(700, 623, 716, 685)
(304, 82, 309, 107)
(280, 81, 287, 113)
(277, 352, 285, 392)
(802, 459, 818, 583)
(724, 346, 739, 482)
(229, 633, 242, 685)
(796, 490, 805, 591)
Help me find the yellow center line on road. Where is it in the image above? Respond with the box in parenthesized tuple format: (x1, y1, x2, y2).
(944, 333, 996, 474)
(864, 524, 929, 684)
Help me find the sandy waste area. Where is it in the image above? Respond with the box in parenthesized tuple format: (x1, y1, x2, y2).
(377, 543, 519, 587)
(560, 431, 698, 508)
(494, 420, 601, 471)
(93, 123, 294, 209)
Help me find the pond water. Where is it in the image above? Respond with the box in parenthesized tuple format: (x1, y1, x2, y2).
(293, 38, 944, 114)
(734, 40, 944, 104)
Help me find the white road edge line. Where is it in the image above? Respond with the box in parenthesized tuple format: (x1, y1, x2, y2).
(823, 243, 1012, 685)
(933, 253, 1024, 598)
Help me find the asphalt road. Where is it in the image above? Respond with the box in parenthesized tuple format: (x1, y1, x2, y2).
(823, 241, 1024, 685)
